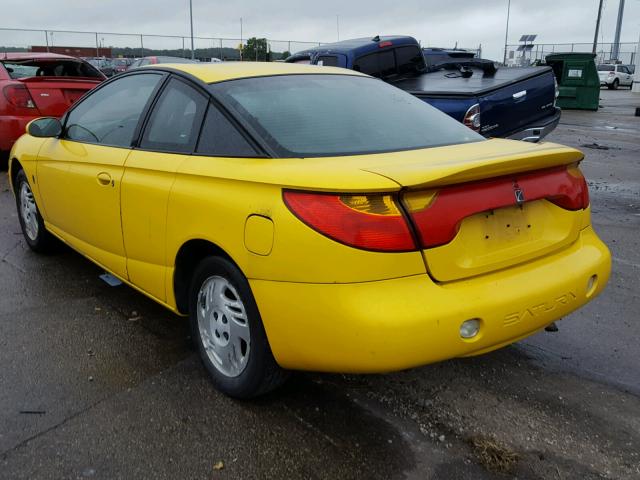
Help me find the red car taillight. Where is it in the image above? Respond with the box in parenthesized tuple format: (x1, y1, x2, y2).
(283, 191, 416, 252)
(3, 84, 37, 109)
(403, 166, 590, 249)
(285, 166, 589, 252)
(463, 103, 481, 132)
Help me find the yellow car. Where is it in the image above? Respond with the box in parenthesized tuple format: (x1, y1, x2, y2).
(8, 63, 610, 398)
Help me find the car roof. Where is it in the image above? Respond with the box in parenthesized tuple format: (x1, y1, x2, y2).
(144, 62, 366, 83)
(1, 52, 80, 61)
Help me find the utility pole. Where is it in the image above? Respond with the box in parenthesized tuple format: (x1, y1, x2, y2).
(240, 17, 243, 61)
(593, 0, 604, 54)
(503, 0, 511, 65)
(611, 0, 625, 60)
(189, 0, 195, 60)
(633, 30, 640, 93)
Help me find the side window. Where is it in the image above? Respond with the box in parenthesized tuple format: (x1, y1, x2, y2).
(317, 55, 339, 67)
(620, 66, 629, 74)
(65, 73, 162, 147)
(140, 78, 207, 153)
(196, 103, 257, 157)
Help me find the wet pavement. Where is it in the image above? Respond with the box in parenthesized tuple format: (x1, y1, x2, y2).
(1, 89, 639, 479)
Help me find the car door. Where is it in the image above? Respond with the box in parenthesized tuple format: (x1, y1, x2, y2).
(121, 77, 208, 301)
(36, 72, 164, 278)
(620, 66, 632, 86)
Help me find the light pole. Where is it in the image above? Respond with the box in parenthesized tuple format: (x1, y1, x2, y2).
(611, 0, 626, 60)
(593, 0, 604, 54)
(503, 0, 511, 65)
(189, 0, 195, 60)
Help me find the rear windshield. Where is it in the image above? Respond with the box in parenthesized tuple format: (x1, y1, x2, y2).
(597, 65, 615, 72)
(1, 59, 103, 79)
(354, 46, 425, 79)
(210, 74, 482, 157)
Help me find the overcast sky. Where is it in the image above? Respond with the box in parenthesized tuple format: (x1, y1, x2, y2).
(1, 0, 639, 60)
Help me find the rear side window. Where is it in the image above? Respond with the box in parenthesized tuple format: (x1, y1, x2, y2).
(141, 78, 207, 153)
(65, 73, 162, 147)
(196, 104, 257, 157)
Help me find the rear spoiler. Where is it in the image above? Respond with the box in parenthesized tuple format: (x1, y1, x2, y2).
(431, 59, 498, 77)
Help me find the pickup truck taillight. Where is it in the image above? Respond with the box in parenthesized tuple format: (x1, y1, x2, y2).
(3, 83, 37, 110)
(463, 103, 481, 132)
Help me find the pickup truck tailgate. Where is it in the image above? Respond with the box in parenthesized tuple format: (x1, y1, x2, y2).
(478, 69, 557, 137)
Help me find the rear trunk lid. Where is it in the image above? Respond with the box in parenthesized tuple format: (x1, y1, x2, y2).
(362, 139, 589, 282)
(18, 77, 101, 116)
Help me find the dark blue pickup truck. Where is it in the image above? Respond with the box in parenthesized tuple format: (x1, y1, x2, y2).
(286, 36, 561, 142)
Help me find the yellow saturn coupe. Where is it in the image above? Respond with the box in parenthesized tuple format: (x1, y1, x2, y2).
(8, 63, 610, 398)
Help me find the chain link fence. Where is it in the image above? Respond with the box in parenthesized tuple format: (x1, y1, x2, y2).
(505, 42, 637, 67)
(0, 27, 322, 61)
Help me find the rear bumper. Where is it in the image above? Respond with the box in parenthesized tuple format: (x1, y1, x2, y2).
(251, 226, 610, 373)
(505, 107, 561, 142)
(0, 115, 39, 151)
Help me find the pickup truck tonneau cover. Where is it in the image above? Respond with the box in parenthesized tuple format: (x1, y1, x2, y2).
(392, 66, 551, 97)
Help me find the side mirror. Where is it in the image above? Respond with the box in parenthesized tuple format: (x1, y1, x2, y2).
(27, 117, 62, 138)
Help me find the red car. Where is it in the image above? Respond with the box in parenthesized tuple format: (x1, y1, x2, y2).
(0, 52, 105, 167)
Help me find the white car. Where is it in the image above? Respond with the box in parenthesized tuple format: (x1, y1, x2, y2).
(598, 64, 634, 89)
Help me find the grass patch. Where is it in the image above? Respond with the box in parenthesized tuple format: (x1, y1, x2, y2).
(468, 436, 519, 474)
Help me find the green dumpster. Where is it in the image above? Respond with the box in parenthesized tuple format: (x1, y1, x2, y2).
(545, 53, 600, 111)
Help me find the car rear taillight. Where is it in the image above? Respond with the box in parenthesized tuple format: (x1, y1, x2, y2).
(608, 71, 615, 76)
(283, 191, 416, 252)
(402, 166, 590, 249)
(463, 103, 481, 132)
(3, 84, 37, 109)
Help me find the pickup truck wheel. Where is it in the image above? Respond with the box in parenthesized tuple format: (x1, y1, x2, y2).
(14, 169, 56, 253)
(189, 256, 289, 398)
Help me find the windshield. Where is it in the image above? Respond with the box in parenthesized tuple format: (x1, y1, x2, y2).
(1, 59, 103, 79)
(210, 74, 482, 157)
(597, 65, 615, 72)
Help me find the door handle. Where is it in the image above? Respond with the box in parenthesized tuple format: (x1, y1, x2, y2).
(97, 172, 112, 186)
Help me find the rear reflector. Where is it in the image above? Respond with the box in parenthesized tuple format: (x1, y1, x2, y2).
(2, 84, 36, 109)
(404, 166, 589, 249)
(283, 191, 416, 252)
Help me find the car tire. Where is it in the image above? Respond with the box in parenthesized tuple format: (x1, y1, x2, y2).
(611, 79, 619, 90)
(189, 256, 289, 398)
(14, 169, 56, 253)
